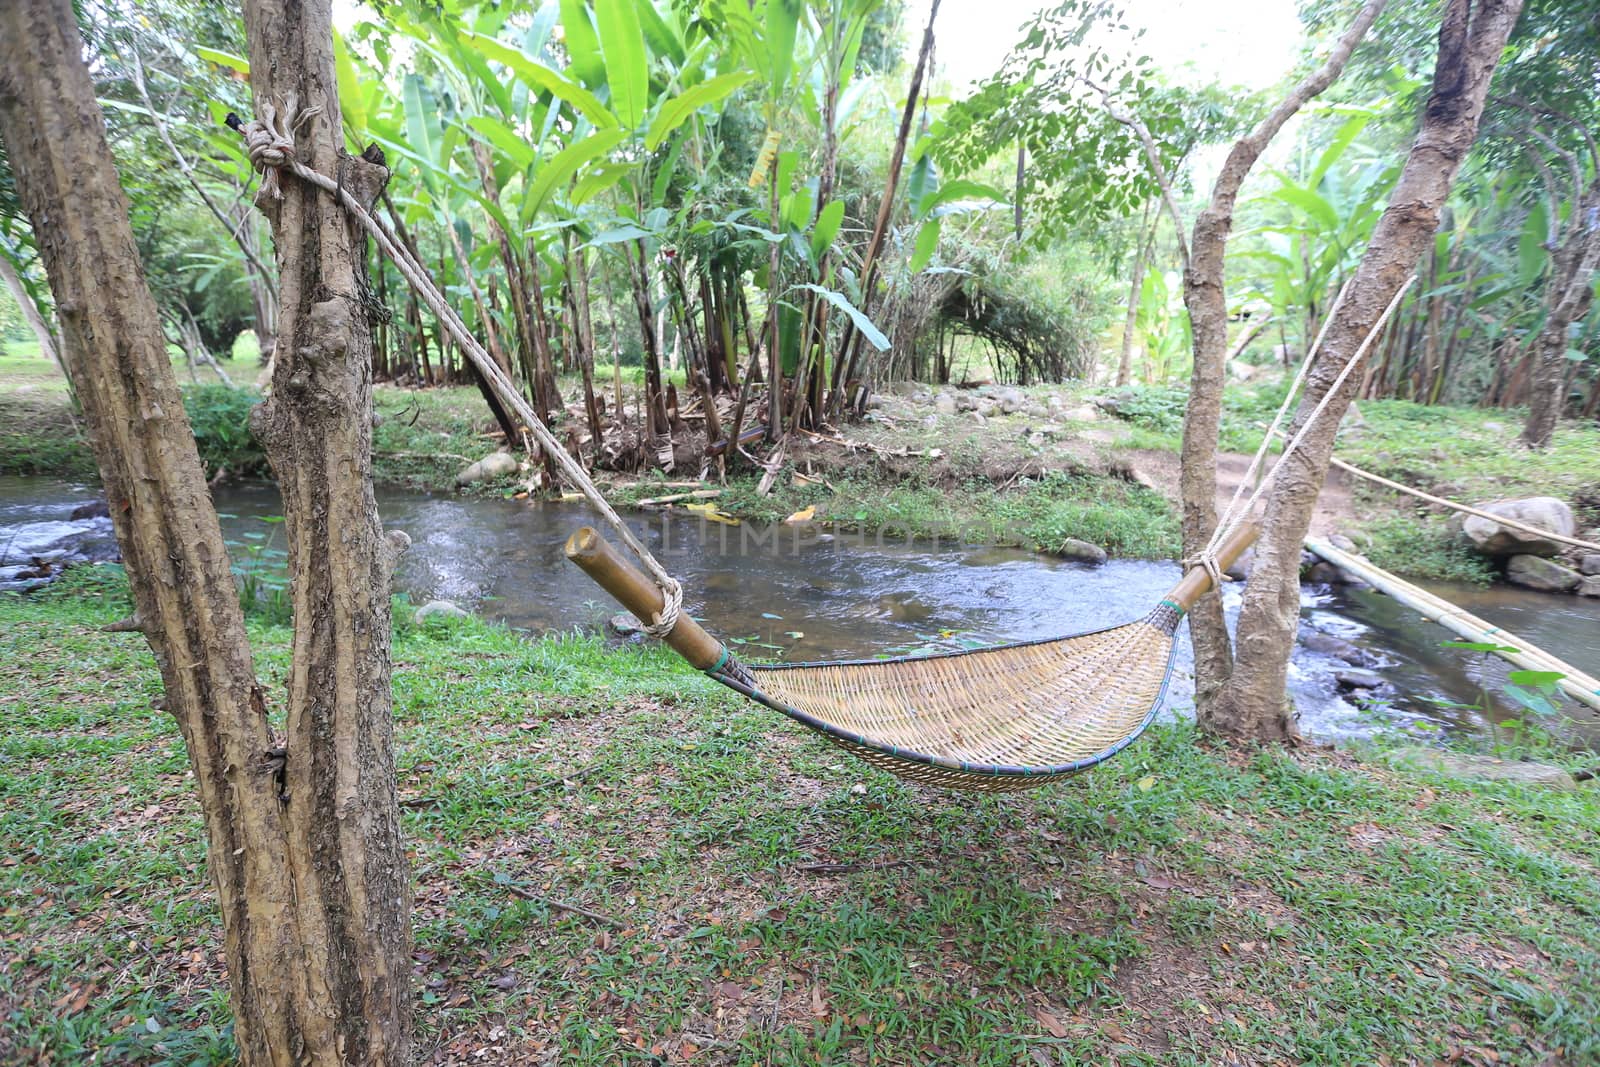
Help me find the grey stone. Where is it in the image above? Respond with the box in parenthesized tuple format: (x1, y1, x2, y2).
(966, 411, 987, 425)
(455, 451, 520, 486)
(1505, 554, 1582, 593)
(1387, 747, 1577, 791)
(608, 612, 645, 636)
(1056, 538, 1108, 566)
(1579, 553, 1600, 576)
(933, 393, 958, 416)
(998, 388, 1026, 414)
(920, 414, 938, 430)
(976, 398, 1000, 417)
(1063, 404, 1101, 422)
(1329, 533, 1357, 552)
(1301, 629, 1377, 667)
(1305, 561, 1344, 585)
(1577, 575, 1600, 598)
(1458, 497, 1577, 557)
(414, 599, 471, 623)
(1224, 547, 1253, 582)
(1334, 667, 1386, 691)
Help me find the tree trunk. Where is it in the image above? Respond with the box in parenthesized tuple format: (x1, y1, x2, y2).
(0, 0, 411, 1061)
(240, 0, 415, 1055)
(1209, 0, 1524, 740)
(567, 238, 605, 456)
(1116, 207, 1152, 387)
(1521, 183, 1600, 448)
(0, 250, 61, 371)
(1176, 0, 1386, 719)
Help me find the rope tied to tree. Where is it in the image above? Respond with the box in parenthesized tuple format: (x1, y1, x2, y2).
(1191, 275, 1416, 585)
(233, 97, 320, 200)
(231, 98, 687, 634)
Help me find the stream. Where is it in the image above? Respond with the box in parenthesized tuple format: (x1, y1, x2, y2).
(4, 474, 1598, 746)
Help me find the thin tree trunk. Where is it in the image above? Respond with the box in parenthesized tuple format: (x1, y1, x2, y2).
(0, 251, 61, 371)
(831, 0, 941, 417)
(1, 0, 413, 1061)
(240, 0, 415, 1055)
(1177, 0, 1387, 717)
(567, 237, 604, 456)
(1210, 0, 1523, 741)
(1522, 183, 1600, 447)
(1117, 205, 1153, 387)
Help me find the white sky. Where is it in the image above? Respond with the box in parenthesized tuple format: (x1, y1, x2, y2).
(915, 0, 1307, 94)
(336, 0, 1308, 97)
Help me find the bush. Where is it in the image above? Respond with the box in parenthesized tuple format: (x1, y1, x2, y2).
(183, 384, 266, 478)
(1361, 514, 1494, 585)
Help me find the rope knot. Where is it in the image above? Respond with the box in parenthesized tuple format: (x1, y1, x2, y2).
(642, 578, 684, 639)
(1182, 554, 1227, 597)
(235, 96, 321, 200)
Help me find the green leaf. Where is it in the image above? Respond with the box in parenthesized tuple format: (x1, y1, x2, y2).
(810, 199, 845, 262)
(558, 0, 606, 86)
(466, 116, 537, 171)
(595, 0, 649, 129)
(644, 72, 755, 151)
(1274, 183, 1339, 231)
(402, 74, 440, 194)
(196, 46, 249, 75)
(906, 152, 938, 218)
(1309, 112, 1372, 185)
(634, 0, 685, 64)
(572, 161, 636, 205)
(332, 31, 365, 137)
(921, 179, 1008, 214)
(1441, 641, 1522, 653)
(585, 223, 656, 247)
(910, 218, 940, 272)
(792, 283, 889, 351)
(1518, 201, 1548, 286)
(526, 128, 628, 220)
(766, 0, 803, 99)
(1507, 670, 1564, 686)
(463, 32, 617, 128)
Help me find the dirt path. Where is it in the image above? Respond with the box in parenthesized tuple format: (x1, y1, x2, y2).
(1119, 447, 1357, 539)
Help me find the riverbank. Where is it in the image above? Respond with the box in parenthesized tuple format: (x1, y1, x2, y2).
(3, 576, 1598, 1064)
(5, 353, 1598, 577)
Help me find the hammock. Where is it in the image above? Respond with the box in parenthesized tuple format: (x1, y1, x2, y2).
(234, 105, 1406, 792)
(566, 524, 1257, 792)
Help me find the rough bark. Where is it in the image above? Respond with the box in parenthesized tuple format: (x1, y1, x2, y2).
(1209, 0, 1524, 740)
(0, 2, 399, 1063)
(1116, 207, 1152, 387)
(241, 0, 414, 1059)
(1177, 0, 1386, 717)
(1520, 180, 1600, 447)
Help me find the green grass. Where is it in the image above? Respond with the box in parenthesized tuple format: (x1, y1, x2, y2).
(3, 577, 1599, 1064)
(1359, 514, 1499, 585)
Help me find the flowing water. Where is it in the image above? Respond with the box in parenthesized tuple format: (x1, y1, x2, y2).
(4, 474, 1597, 745)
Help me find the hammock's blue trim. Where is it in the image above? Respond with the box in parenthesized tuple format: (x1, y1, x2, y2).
(705, 647, 730, 677)
(707, 613, 1184, 783)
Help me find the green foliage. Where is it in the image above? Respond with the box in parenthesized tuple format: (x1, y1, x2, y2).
(1361, 515, 1496, 585)
(181, 385, 265, 478)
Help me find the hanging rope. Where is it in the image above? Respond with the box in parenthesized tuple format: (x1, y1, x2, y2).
(235, 104, 685, 636)
(1190, 275, 1417, 582)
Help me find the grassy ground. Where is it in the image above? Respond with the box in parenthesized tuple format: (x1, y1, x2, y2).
(3, 576, 1598, 1065)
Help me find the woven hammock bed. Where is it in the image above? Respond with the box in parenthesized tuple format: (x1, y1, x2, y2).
(566, 523, 1256, 792)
